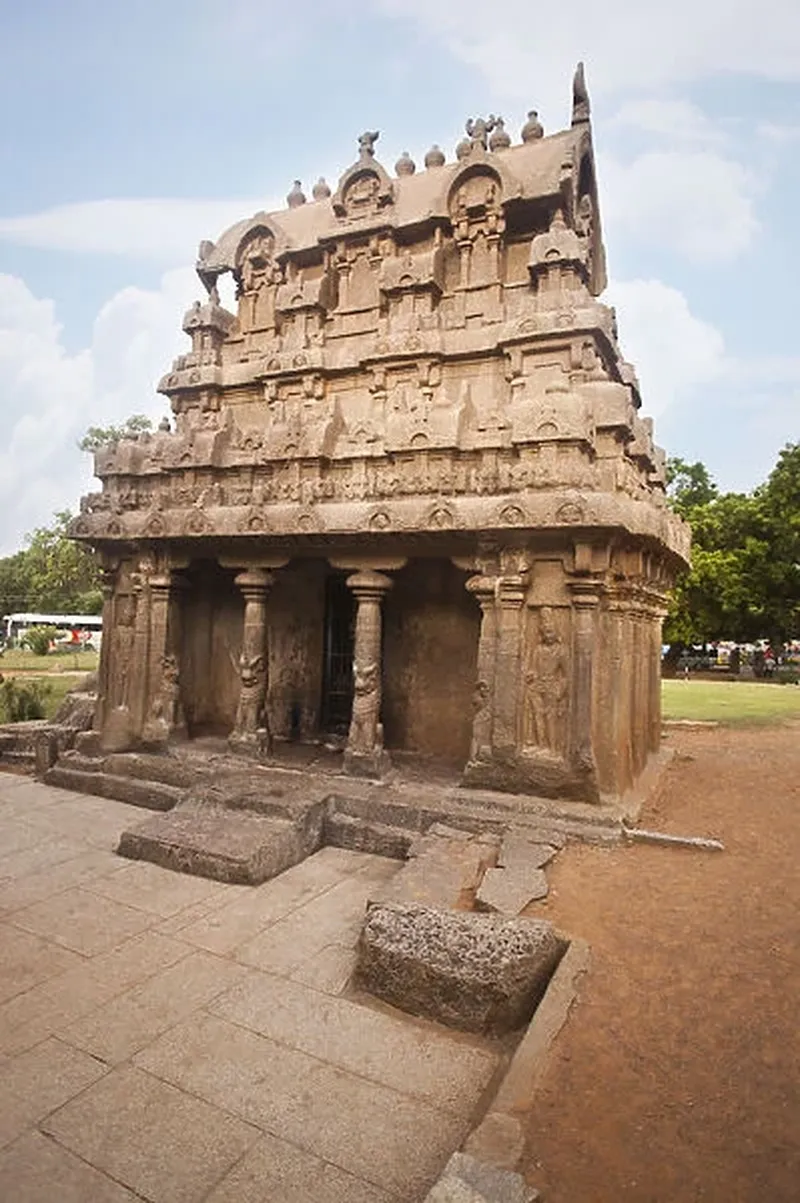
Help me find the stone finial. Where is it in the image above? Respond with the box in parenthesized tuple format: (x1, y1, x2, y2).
(465, 115, 496, 150)
(312, 176, 332, 200)
(521, 110, 544, 142)
(455, 136, 472, 160)
(358, 130, 380, 159)
(572, 62, 591, 125)
(286, 180, 306, 208)
(424, 143, 446, 168)
(395, 151, 416, 176)
(158, 416, 171, 433)
(488, 117, 511, 151)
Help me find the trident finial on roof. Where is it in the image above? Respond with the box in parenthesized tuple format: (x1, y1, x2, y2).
(572, 62, 591, 125)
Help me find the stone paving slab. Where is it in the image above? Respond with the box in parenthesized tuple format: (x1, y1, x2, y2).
(10, 884, 154, 956)
(0, 924, 83, 1005)
(210, 969, 498, 1111)
(234, 864, 399, 974)
(85, 857, 228, 917)
(0, 1035, 107, 1150)
(0, 777, 498, 1202)
(0, 847, 122, 914)
(205, 1131, 395, 1203)
(0, 1130, 139, 1202)
(42, 1063, 260, 1203)
(135, 1010, 467, 1199)
(169, 845, 360, 955)
(0, 930, 190, 1057)
(60, 949, 253, 1063)
(290, 941, 356, 994)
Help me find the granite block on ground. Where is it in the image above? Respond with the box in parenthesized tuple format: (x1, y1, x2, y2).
(354, 901, 567, 1035)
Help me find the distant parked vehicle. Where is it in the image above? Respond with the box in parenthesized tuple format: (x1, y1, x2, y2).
(1, 613, 102, 650)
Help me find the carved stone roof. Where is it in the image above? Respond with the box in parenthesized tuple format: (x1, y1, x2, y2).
(199, 125, 605, 295)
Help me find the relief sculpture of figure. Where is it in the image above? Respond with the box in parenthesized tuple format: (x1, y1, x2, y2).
(145, 654, 185, 741)
(235, 652, 267, 735)
(525, 607, 568, 754)
(348, 661, 381, 754)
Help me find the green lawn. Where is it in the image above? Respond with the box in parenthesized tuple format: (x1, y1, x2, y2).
(0, 648, 99, 674)
(662, 678, 800, 725)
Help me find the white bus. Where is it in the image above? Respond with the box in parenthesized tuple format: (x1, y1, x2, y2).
(1, 613, 103, 650)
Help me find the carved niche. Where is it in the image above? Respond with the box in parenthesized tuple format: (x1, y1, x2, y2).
(448, 167, 505, 291)
(332, 132, 394, 222)
(235, 227, 281, 332)
(523, 605, 570, 756)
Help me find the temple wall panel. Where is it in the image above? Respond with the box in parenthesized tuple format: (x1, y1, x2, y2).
(266, 560, 327, 739)
(180, 562, 242, 734)
(383, 559, 479, 762)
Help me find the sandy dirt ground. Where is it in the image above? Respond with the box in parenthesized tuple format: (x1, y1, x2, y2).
(522, 721, 800, 1203)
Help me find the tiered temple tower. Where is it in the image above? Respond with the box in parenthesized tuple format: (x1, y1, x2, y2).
(72, 66, 689, 804)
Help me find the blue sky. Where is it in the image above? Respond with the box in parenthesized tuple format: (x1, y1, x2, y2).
(1, 0, 798, 554)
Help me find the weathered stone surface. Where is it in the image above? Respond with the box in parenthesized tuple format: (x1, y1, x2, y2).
(324, 810, 412, 860)
(376, 829, 500, 910)
(54, 685, 97, 731)
(117, 799, 325, 885)
(498, 835, 558, 870)
(424, 1152, 538, 1202)
(354, 902, 567, 1034)
(477, 866, 549, 914)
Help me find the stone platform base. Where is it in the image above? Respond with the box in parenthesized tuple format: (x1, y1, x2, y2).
(118, 799, 326, 885)
(39, 738, 662, 897)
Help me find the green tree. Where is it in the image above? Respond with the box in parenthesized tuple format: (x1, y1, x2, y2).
(78, 414, 152, 452)
(0, 512, 101, 617)
(665, 457, 718, 516)
(664, 444, 800, 646)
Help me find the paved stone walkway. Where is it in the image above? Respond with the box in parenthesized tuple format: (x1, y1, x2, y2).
(0, 774, 499, 1202)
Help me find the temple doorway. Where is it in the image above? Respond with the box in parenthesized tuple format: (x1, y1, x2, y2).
(320, 573, 356, 735)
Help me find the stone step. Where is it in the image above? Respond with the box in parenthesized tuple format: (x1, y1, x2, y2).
(324, 810, 414, 860)
(329, 791, 498, 838)
(0, 749, 35, 767)
(102, 752, 197, 790)
(43, 765, 182, 812)
(56, 750, 104, 773)
(117, 801, 324, 885)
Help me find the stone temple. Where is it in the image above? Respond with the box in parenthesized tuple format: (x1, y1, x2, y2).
(71, 65, 689, 807)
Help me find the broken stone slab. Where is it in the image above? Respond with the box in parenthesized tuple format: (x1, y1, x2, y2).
(498, 835, 558, 870)
(477, 866, 549, 915)
(376, 829, 500, 910)
(423, 1152, 539, 1202)
(408, 822, 499, 858)
(354, 901, 567, 1035)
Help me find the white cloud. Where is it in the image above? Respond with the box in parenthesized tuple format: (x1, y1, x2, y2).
(602, 150, 759, 262)
(376, 0, 800, 116)
(0, 268, 199, 555)
(0, 198, 271, 264)
(608, 278, 726, 418)
(609, 99, 728, 146)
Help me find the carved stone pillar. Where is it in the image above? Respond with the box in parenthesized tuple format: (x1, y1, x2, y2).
(645, 590, 668, 753)
(106, 555, 154, 750)
(229, 568, 274, 758)
(343, 569, 393, 778)
(567, 579, 601, 802)
(464, 574, 498, 763)
(94, 562, 118, 735)
(493, 569, 528, 752)
(142, 570, 188, 746)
